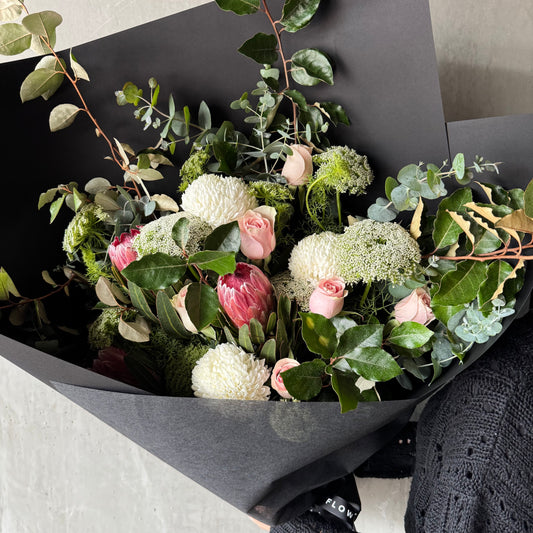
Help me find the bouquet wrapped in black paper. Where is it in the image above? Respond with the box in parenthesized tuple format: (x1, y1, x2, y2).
(1, 0, 532, 526)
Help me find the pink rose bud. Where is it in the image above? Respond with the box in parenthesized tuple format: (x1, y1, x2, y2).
(217, 262, 274, 329)
(271, 358, 300, 399)
(91, 347, 137, 387)
(171, 285, 198, 333)
(394, 287, 435, 326)
(108, 228, 141, 271)
(281, 144, 313, 186)
(238, 206, 276, 260)
(309, 276, 348, 319)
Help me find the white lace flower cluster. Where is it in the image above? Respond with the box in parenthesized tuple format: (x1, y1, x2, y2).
(132, 212, 211, 258)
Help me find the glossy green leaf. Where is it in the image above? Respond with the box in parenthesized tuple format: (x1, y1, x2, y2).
(281, 0, 321, 32)
(172, 217, 190, 250)
(335, 324, 384, 356)
(49, 103, 80, 132)
(238, 32, 278, 64)
(185, 282, 220, 331)
(128, 281, 158, 322)
(156, 291, 191, 339)
(432, 260, 488, 306)
(478, 260, 514, 309)
(291, 48, 333, 86)
(20, 68, 63, 102)
(431, 303, 464, 327)
(0, 22, 31, 55)
(342, 346, 402, 382)
(330, 369, 361, 413)
(299, 312, 338, 357)
(121, 253, 186, 290)
(388, 321, 433, 349)
(282, 359, 326, 401)
(432, 188, 473, 250)
(284, 89, 307, 109)
(213, 139, 238, 173)
(214, 0, 259, 15)
(524, 179, 533, 218)
(317, 101, 350, 125)
(204, 221, 241, 252)
(188, 251, 236, 276)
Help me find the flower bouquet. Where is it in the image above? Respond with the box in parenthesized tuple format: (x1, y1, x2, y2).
(1, 0, 532, 526)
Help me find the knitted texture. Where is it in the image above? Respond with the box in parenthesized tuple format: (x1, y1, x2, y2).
(270, 511, 349, 533)
(405, 314, 533, 533)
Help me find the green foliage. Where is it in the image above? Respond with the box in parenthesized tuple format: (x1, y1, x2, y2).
(282, 359, 327, 401)
(178, 148, 210, 192)
(281, 0, 321, 33)
(238, 33, 278, 64)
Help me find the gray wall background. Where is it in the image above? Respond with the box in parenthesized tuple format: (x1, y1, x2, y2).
(0, 2, 531, 532)
(3, 0, 532, 121)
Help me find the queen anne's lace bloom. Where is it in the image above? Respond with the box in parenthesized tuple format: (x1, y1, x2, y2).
(336, 219, 421, 284)
(181, 174, 258, 228)
(271, 271, 314, 311)
(132, 212, 211, 258)
(288, 232, 342, 285)
(191, 343, 271, 401)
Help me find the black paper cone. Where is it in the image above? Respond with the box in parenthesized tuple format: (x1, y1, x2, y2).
(1, 0, 532, 526)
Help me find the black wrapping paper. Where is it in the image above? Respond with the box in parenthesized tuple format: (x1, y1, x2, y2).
(1, 0, 532, 526)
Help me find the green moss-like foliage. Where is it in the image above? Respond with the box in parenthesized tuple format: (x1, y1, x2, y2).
(178, 147, 211, 192)
(149, 328, 209, 396)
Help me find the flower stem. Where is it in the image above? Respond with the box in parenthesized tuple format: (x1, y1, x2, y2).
(360, 282, 371, 306)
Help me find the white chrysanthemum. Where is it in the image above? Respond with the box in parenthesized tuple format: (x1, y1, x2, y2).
(288, 232, 342, 285)
(132, 212, 211, 258)
(181, 173, 258, 228)
(191, 343, 271, 401)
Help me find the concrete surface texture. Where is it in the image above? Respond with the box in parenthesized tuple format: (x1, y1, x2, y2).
(1, 1, 532, 532)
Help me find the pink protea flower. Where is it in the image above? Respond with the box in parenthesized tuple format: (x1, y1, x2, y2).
(91, 347, 137, 387)
(217, 262, 275, 329)
(108, 228, 141, 271)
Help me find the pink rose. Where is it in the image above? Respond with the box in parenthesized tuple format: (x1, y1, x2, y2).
(271, 358, 300, 399)
(309, 276, 347, 319)
(281, 144, 313, 186)
(394, 287, 435, 326)
(171, 285, 198, 333)
(217, 262, 274, 329)
(238, 206, 276, 260)
(108, 228, 141, 271)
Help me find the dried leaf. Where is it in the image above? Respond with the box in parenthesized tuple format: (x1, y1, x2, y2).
(410, 197, 424, 239)
(446, 210, 475, 250)
(492, 259, 525, 301)
(496, 209, 533, 234)
(95, 277, 119, 307)
(151, 194, 180, 212)
(118, 315, 150, 343)
(464, 202, 500, 224)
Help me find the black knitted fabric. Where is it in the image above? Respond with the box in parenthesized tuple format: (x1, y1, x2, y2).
(405, 314, 533, 533)
(270, 511, 349, 533)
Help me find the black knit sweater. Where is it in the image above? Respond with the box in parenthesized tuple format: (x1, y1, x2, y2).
(271, 314, 533, 533)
